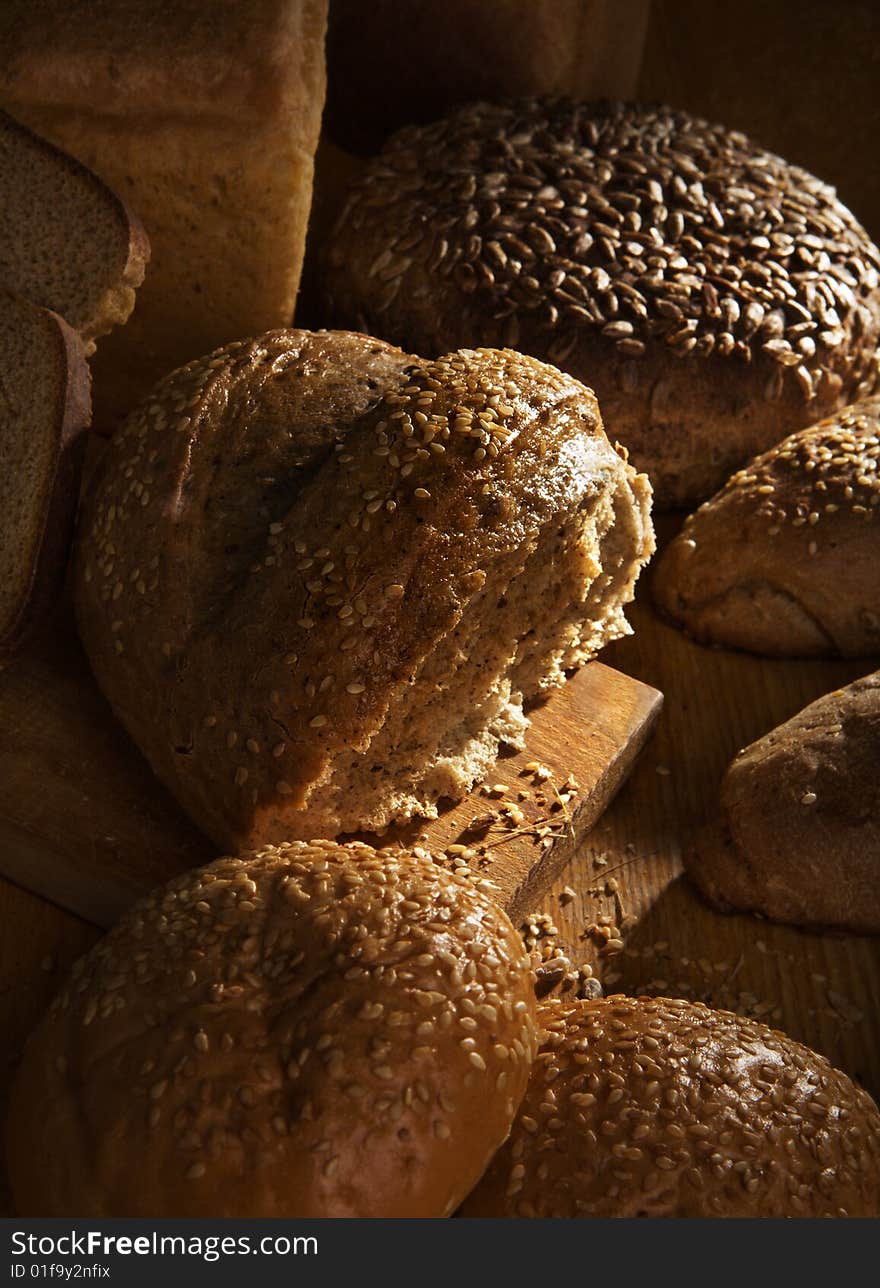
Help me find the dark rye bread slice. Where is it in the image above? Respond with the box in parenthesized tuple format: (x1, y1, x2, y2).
(74, 329, 653, 851)
(686, 672, 880, 934)
(0, 291, 91, 665)
(0, 109, 149, 353)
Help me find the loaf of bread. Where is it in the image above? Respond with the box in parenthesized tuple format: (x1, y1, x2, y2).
(6, 840, 538, 1216)
(653, 398, 880, 656)
(461, 996, 880, 1217)
(0, 292, 91, 665)
(687, 673, 880, 933)
(322, 100, 880, 507)
(74, 329, 653, 851)
(324, 0, 650, 153)
(0, 109, 148, 353)
(0, 0, 328, 431)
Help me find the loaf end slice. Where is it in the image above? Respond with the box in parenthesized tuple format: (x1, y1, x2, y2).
(0, 109, 149, 353)
(0, 290, 91, 665)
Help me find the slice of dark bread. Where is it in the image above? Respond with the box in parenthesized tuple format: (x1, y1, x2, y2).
(0, 290, 91, 665)
(0, 109, 148, 353)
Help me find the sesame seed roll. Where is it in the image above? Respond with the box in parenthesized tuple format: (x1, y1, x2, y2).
(322, 99, 880, 508)
(73, 328, 652, 851)
(653, 396, 880, 657)
(6, 841, 539, 1217)
(460, 997, 880, 1217)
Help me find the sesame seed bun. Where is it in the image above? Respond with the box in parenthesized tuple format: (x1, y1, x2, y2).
(73, 327, 652, 851)
(653, 396, 880, 657)
(5, 840, 539, 1217)
(460, 996, 880, 1217)
(322, 99, 880, 508)
(686, 672, 880, 933)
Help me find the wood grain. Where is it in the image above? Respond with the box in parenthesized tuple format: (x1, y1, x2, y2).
(538, 523, 880, 1100)
(0, 618, 661, 927)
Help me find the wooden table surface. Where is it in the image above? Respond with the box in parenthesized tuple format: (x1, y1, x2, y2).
(1, 521, 878, 1216)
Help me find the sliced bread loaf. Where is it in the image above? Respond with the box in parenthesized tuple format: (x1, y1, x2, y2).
(0, 291, 91, 665)
(0, 0, 326, 431)
(0, 109, 148, 353)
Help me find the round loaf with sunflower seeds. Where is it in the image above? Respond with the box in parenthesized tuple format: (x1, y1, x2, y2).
(73, 328, 653, 850)
(460, 996, 880, 1217)
(321, 99, 880, 508)
(6, 840, 539, 1217)
(653, 397, 880, 657)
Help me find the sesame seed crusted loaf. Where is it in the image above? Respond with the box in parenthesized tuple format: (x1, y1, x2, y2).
(6, 840, 539, 1216)
(653, 397, 880, 657)
(321, 99, 880, 508)
(686, 672, 880, 934)
(73, 329, 653, 850)
(0, 290, 91, 667)
(460, 996, 880, 1217)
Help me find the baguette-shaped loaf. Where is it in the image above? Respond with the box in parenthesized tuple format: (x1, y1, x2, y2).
(653, 398, 880, 657)
(0, 0, 328, 430)
(687, 673, 880, 933)
(74, 330, 653, 851)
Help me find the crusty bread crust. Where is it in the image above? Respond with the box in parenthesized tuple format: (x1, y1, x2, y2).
(0, 292, 91, 667)
(686, 672, 880, 933)
(74, 329, 653, 850)
(322, 99, 880, 508)
(7, 841, 538, 1217)
(653, 397, 880, 657)
(460, 996, 880, 1216)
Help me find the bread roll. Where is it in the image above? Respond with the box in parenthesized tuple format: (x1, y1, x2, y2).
(6, 840, 539, 1217)
(653, 397, 880, 656)
(74, 329, 653, 851)
(460, 996, 880, 1217)
(324, 1, 649, 153)
(0, 292, 91, 665)
(687, 673, 880, 933)
(322, 100, 880, 508)
(0, 0, 328, 431)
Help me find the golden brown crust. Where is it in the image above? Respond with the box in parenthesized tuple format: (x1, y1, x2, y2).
(653, 397, 880, 657)
(73, 328, 652, 850)
(0, 1, 323, 122)
(6, 840, 539, 1217)
(0, 0, 328, 431)
(322, 99, 880, 508)
(460, 996, 880, 1217)
(686, 672, 880, 933)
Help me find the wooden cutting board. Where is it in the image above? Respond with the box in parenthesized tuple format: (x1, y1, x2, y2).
(0, 615, 662, 928)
